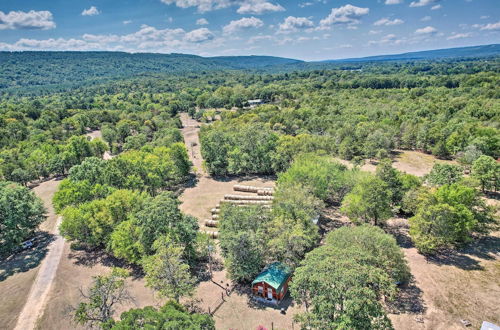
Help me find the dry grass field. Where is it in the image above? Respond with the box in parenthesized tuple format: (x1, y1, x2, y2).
(387, 219, 500, 330)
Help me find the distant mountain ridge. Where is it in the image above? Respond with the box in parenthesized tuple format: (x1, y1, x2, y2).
(321, 44, 500, 63)
(1, 44, 498, 95)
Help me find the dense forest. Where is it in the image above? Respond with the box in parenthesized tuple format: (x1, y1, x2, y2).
(1, 44, 498, 95)
(1, 52, 499, 329)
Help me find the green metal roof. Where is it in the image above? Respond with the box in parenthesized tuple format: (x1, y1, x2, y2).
(252, 262, 292, 293)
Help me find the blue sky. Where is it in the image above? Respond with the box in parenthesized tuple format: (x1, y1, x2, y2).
(0, 0, 499, 60)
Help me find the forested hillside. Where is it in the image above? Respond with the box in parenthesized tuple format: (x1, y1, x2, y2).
(0, 52, 301, 94)
(1, 46, 498, 95)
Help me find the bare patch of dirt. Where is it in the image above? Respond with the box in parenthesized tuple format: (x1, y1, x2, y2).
(392, 150, 457, 177)
(334, 150, 458, 178)
(386, 219, 500, 330)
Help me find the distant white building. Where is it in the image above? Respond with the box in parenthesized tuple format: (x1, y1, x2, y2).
(247, 99, 264, 108)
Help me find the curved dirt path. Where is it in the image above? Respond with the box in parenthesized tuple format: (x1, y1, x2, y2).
(13, 216, 65, 330)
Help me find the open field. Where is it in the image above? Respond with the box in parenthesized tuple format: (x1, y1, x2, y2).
(392, 150, 458, 177)
(387, 219, 500, 330)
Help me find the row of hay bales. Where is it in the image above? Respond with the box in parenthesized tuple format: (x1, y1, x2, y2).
(203, 185, 274, 239)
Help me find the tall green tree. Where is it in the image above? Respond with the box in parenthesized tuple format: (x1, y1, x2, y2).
(471, 155, 499, 192)
(409, 183, 494, 254)
(134, 192, 198, 257)
(290, 226, 406, 330)
(0, 181, 45, 256)
(341, 175, 393, 226)
(425, 163, 463, 186)
(142, 236, 195, 302)
(267, 183, 322, 268)
(218, 205, 270, 281)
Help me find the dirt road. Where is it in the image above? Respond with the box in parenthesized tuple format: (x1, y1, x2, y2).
(0, 179, 61, 330)
(86, 130, 112, 160)
(180, 113, 205, 176)
(14, 216, 65, 330)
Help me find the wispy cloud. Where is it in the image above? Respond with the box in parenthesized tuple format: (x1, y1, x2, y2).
(409, 0, 439, 8)
(447, 32, 471, 40)
(374, 18, 404, 26)
(196, 18, 209, 25)
(81, 6, 100, 16)
(160, 0, 284, 14)
(415, 26, 437, 34)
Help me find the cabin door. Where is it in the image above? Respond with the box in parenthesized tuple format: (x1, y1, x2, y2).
(267, 288, 273, 299)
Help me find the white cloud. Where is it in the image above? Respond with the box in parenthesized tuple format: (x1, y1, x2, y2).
(480, 16, 489, 20)
(237, 0, 285, 14)
(299, 2, 313, 7)
(81, 6, 100, 16)
(421, 15, 431, 21)
(319, 4, 369, 28)
(160, 0, 230, 13)
(431, 4, 442, 10)
(184, 27, 214, 42)
(196, 18, 209, 25)
(415, 26, 437, 34)
(447, 32, 471, 40)
(373, 18, 404, 26)
(0, 24, 222, 53)
(385, 0, 403, 4)
(369, 33, 406, 45)
(0, 10, 56, 30)
(14, 38, 100, 50)
(82, 34, 120, 43)
(369, 29, 382, 35)
(248, 35, 274, 44)
(278, 16, 314, 32)
(123, 20, 132, 25)
(480, 21, 500, 31)
(223, 16, 264, 34)
(160, 0, 284, 14)
(409, 0, 439, 7)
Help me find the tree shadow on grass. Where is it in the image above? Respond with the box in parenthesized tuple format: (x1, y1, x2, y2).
(67, 247, 144, 280)
(387, 276, 426, 315)
(318, 208, 351, 237)
(0, 231, 55, 282)
(385, 218, 491, 271)
(193, 258, 224, 283)
(426, 236, 499, 271)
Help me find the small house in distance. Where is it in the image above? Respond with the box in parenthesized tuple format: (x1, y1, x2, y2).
(252, 262, 292, 303)
(247, 99, 264, 108)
